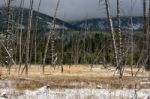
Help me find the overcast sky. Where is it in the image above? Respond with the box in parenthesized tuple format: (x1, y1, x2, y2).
(0, 0, 143, 22)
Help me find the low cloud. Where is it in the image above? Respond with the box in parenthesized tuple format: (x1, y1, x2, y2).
(0, 0, 142, 22)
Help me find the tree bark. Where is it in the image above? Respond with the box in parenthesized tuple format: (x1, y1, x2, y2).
(25, 0, 33, 76)
(146, 0, 150, 71)
(34, 0, 42, 65)
(104, 0, 119, 70)
(61, 23, 64, 73)
(18, 0, 24, 74)
(117, 0, 123, 77)
(143, 0, 148, 70)
(42, 0, 60, 74)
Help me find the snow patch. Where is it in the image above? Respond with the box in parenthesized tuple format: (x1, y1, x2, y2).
(0, 87, 150, 99)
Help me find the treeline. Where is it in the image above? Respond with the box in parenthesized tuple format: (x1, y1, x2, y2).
(0, 30, 143, 66)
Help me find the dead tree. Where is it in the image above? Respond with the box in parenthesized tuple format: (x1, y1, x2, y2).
(83, 16, 88, 64)
(42, 0, 60, 73)
(130, 0, 135, 77)
(146, 0, 150, 71)
(4, 0, 15, 74)
(61, 23, 64, 73)
(29, 31, 34, 67)
(143, 0, 148, 71)
(128, 17, 134, 77)
(134, 0, 149, 76)
(116, 0, 123, 77)
(74, 31, 81, 65)
(17, 0, 24, 74)
(0, 42, 16, 66)
(24, 0, 34, 76)
(104, 0, 119, 72)
(34, 0, 42, 65)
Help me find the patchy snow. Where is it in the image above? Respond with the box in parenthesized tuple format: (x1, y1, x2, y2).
(0, 88, 16, 99)
(0, 86, 150, 99)
(46, 22, 68, 30)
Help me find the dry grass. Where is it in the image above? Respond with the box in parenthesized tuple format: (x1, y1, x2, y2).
(0, 65, 149, 90)
(0, 64, 145, 77)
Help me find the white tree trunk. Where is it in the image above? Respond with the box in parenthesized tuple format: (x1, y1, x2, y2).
(104, 0, 119, 70)
(25, 0, 33, 76)
(42, 0, 60, 73)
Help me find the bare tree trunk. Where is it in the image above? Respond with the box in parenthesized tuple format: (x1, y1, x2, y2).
(74, 32, 80, 65)
(146, 0, 150, 71)
(61, 23, 64, 73)
(25, 0, 34, 76)
(70, 32, 74, 67)
(129, 17, 134, 77)
(83, 17, 88, 64)
(18, 0, 24, 74)
(42, 0, 60, 74)
(130, 1, 135, 77)
(143, 0, 148, 71)
(34, 0, 42, 65)
(104, 0, 119, 71)
(116, 0, 123, 77)
(29, 33, 34, 67)
(0, 41, 16, 66)
(5, 0, 14, 75)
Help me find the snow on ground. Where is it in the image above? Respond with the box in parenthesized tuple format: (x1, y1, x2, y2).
(0, 86, 150, 99)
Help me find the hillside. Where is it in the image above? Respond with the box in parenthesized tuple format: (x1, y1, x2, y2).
(0, 7, 144, 32)
(71, 17, 143, 31)
(0, 7, 80, 31)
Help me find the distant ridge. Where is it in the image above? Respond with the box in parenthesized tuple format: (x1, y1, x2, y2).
(0, 7, 81, 31)
(0, 7, 143, 31)
(71, 17, 143, 31)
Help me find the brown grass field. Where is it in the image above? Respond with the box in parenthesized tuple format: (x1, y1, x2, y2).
(0, 65, 150, 90)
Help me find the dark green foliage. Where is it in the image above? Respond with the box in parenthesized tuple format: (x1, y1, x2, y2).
(0, 7, 145, 66)
(0, 27, 144, 66)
